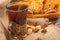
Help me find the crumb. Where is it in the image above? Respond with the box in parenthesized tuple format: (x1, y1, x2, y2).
(41, 29, 47, 33)
(42, 24, 48, 29)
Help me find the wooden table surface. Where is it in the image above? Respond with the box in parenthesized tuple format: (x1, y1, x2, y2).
(24, 24, 60, 40)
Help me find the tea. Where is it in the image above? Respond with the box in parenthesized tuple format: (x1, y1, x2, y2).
(7, 3, 28, 25)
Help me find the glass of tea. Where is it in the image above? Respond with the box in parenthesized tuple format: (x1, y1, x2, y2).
(6, 3, 28, 37)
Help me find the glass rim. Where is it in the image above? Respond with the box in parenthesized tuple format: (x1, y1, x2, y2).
(6, 3, 28, 12)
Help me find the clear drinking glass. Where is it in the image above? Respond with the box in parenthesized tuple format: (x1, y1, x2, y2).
(6, 3, 28, 38)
